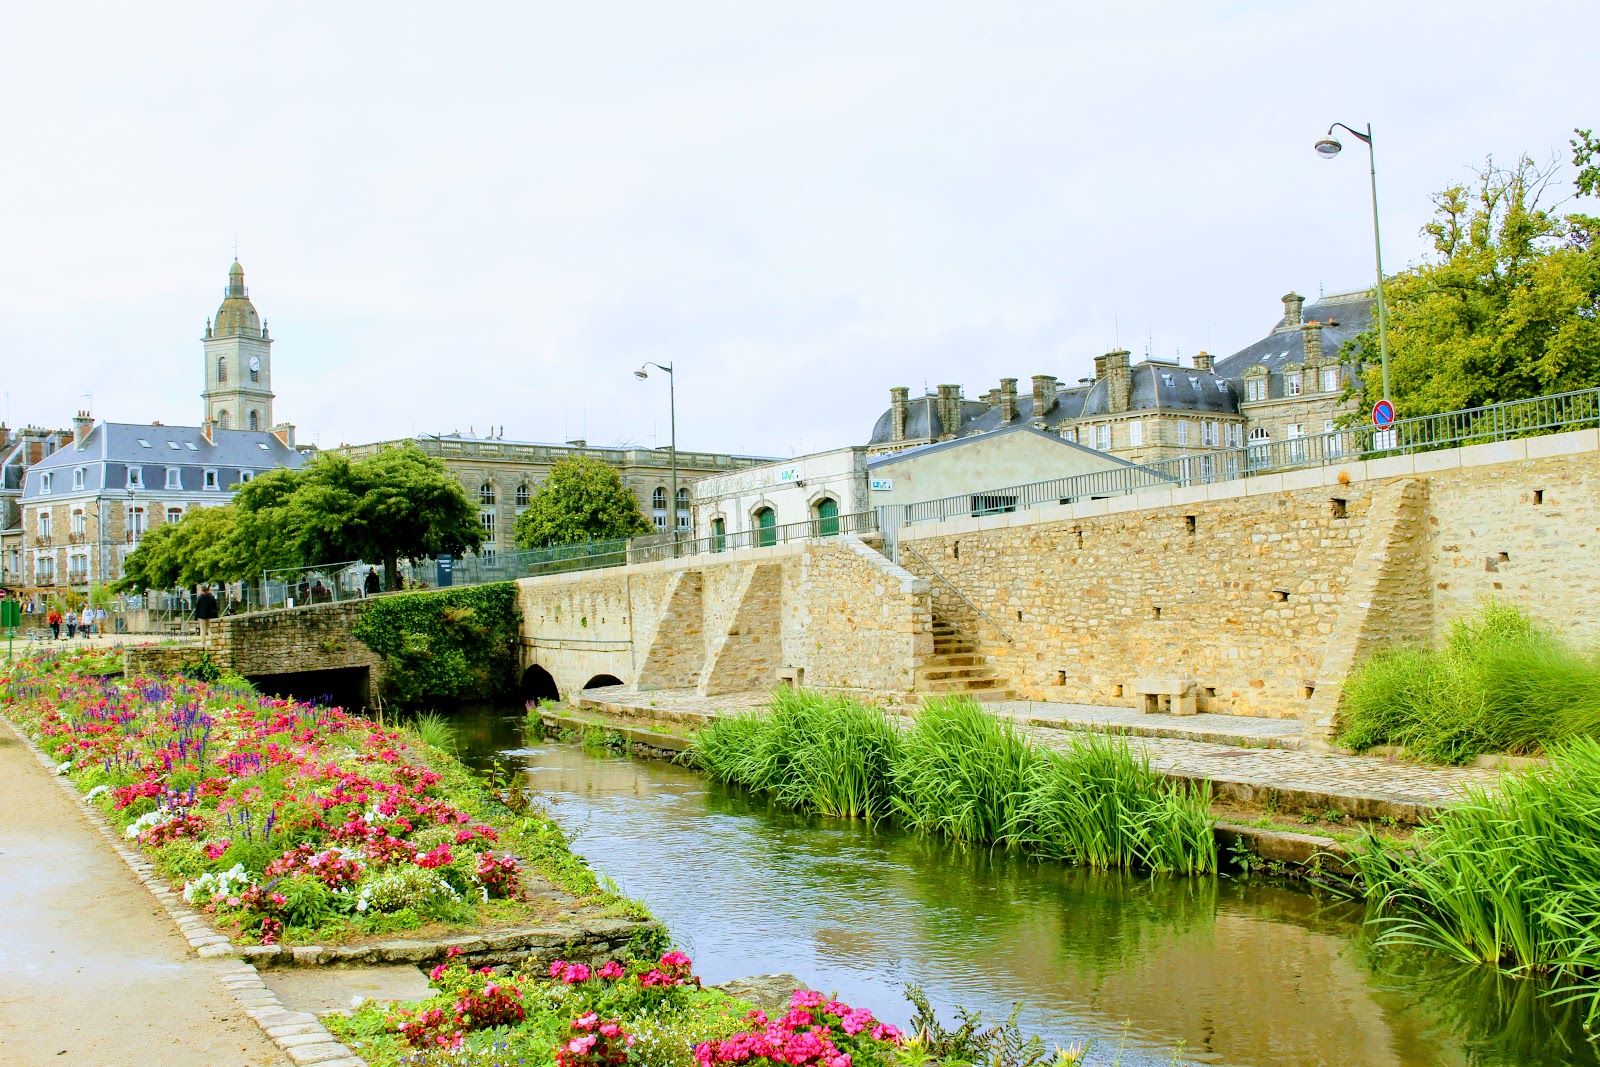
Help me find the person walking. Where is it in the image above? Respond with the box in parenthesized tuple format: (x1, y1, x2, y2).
(194, 585, 219, 643)
(64, 609, 77, 640)
(364, 567, 381, 597)
(47, 608, 62, 640)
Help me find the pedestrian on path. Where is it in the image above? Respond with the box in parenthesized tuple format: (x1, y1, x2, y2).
(364, 567, 381, 596)
(64, 610, 77, 639)
(47, 608, 61, 640)
(194, 585, 219, 641)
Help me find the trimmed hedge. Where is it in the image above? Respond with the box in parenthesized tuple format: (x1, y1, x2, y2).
(353, 582, 521, 708)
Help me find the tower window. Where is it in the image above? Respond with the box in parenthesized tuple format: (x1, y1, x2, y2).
(217, 356, 228, 383)
(218, 410, 231, 429)
(248, 410, 260, 431)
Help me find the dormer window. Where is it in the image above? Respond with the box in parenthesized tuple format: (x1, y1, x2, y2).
(72, 468, 85, 490)
(1285, 372, 1303, 397)
(39, 472, 53, 495)
(203, 469, 219, 490)
(1321, 367, 1341, 392)
(239, 470, 254, 483)
(127, 467, 143, 489)
(165, 467, 182, 490)
(1245, 378, 1267, 402)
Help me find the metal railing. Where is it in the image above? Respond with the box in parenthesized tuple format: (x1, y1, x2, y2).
(890, 386, 1600, 529)
(898, 543, 1013, 642)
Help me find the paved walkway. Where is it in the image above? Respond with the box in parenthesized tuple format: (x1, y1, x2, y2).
(0, 720, 289, 1067)
(576, 685, 1501, 820)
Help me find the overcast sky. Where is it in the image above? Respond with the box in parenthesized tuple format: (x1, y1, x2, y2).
(1, 2, 1595, 458)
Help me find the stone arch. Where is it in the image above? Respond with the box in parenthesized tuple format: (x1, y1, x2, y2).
(583, 673, 624, 691)
(248, 409, 260, 431)
(521, 663, 560, 703)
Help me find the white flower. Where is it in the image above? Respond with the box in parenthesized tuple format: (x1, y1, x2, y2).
(125, 808, 177, 839)
(182, 863, 252, 904)
(54, 760, 72, 775)
(83, 784, 111, 802)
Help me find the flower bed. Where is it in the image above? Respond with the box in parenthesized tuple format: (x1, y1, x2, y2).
(330, 949, 909, 1067)
(0, 649, 646, 947)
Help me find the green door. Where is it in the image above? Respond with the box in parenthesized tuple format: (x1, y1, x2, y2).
(712, 517, 726, 552)
(755, 507, 777, 548)
(815, 497, 839, 536)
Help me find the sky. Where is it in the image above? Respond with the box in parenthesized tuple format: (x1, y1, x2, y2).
(1, 2, 1595, 458)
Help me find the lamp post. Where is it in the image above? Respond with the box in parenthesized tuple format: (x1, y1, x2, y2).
(634, 362, 678, 544)
(1314, 122, 1392, 405)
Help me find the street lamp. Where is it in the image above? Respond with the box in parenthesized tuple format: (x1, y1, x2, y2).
(1315, 121, 1392, 405)
(634, 362, 679, 544)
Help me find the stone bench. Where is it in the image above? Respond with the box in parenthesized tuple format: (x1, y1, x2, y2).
(1131, 677, 1198, 716)
(775, 666, 806, 689)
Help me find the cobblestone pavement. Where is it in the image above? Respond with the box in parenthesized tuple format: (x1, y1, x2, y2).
(986, 700, 1309, 750)
(0, 723, 291, 1066)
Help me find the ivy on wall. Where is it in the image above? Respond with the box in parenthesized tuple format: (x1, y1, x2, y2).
(352, 582, 521, 709)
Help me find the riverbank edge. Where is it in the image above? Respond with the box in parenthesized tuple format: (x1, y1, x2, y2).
(537, 706, 1356, 878)
(0, 713, 370, 1067)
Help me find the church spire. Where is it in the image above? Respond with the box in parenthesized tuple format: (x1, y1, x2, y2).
(228, 259, 246, 298)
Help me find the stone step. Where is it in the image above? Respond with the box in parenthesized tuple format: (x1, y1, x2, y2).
(924, 653, 981, 667)
(922, 676, 1006, 693)
(932, 639, 975, 652)
(916, 665, 995, 682)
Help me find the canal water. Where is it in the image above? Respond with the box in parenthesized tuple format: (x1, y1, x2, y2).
(448, 707, 1598, 1067)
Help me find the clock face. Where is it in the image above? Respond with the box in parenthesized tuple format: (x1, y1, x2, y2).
(248, 356, 261, 372)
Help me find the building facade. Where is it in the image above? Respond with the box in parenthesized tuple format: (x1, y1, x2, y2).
(14, 262, 307, 600)
(2, 424, 74, 589)
(868, 288, 1375, 465)
(336, 435, 775, 556)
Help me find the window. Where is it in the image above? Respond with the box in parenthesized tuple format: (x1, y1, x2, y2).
(218, 410, 231, 429)
(712, 517, 727, 552)
(1127, 420, 1143, 447)
(248, 410, 260, 431)
(1177, 420, 1189, 446)
(1245, 377, 1267, 402)
(676, 487, 691, 530)
(167, 507, 183, 525)
(165, 467, 182, 490)
(249, 361, 260, 383)
(1325, 418, 1344, 457)
(479, 482, 496, 505)
(1201, 421, 1219, 447)
(126, 506, 146, 541)
(72, 468, 85, 490)
(35, 555, 55, 584)
(515, 484, 530, 507)
(71, 510, 86, 537)
(1227, 422, 1243, 448)
(1060, 426, 1076, 443)
(217, 356, 228, 383)
(1247, 427, 1271, 469)
(68, 554, 88, 583)
(1286, 423, 1304, 461)
(651, 486, 668, 531)
(1285, 372, 1303, 397)
(814, 497, 839, 536)
(39, 471, 52, 494)
(38, 512, 52, 539)
(1321, 367, 1341, 393)
(239, 470, 253, 483)
(1094, 424, 1111, 451)
(480, 511, 496, 540)
(203, 469, 219, 490)
(127, 466, 143, 489)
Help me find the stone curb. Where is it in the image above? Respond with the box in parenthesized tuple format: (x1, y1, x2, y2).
(0, 713, 368, 1066)
(238, 914, 661, 969)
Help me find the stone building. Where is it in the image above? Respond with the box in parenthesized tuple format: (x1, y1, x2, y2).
(13, 262, 308, 600)
(335, 434, 774, 556)
(2, 424, 74, 588)
(868, 287, 1375, 465)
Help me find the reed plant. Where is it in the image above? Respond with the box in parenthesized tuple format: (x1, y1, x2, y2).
(410, 711, 458, 753)
(890, 695, 1040, 844)
(1352, 736, 1600, 1025)
(1339, 601, 1600, 763)
(1008, 734, 1216, 873)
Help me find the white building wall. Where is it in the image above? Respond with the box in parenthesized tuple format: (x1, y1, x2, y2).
(691, 447, 869, 537)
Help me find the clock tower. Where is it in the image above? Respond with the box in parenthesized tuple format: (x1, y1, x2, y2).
(202, 260, 274, 431)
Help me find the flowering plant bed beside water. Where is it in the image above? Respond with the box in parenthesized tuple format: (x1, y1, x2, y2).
(329, 950, 957, 1067)
(0, 649, 649, 948)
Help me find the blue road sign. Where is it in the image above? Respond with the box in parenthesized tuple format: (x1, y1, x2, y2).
(1372, 399, 1396, 428)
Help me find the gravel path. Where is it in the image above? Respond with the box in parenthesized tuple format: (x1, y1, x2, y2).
(0, 723, 290, 1067)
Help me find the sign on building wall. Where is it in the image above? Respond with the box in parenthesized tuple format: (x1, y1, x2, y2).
(870, 478, 894, 492)
(777, 468, 801, 483)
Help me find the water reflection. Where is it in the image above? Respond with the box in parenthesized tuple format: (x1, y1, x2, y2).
(446, 709, 1597, 1067)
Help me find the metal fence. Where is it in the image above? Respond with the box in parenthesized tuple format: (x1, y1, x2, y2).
(888, 385, 1600, 529)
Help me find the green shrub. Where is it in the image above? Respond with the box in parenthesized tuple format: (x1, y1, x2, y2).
(1352, 736, 1600, 1026)
(353, 582, 521, 709)
(1338, 601, 1600, 763)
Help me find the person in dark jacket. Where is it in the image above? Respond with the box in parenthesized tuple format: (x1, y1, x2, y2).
(364, 567, 381, 596)
(195, 585, 219, 641)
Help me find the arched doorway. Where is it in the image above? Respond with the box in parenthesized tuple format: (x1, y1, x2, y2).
(521, 664, 559, 704)
(754, 507, 777, 548)
(584, 674, 624, 690)
(814, 497, 839, 536)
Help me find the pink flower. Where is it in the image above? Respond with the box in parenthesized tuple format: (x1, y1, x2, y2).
(598, 961, 626, 980)
(574, 1012, 599, 1031)
(550, 959, 567, 978)
(203, 840, 230, 859)
(566, 1035, 597, 1055)
(429, 964, 448, 982)
(560, 962, 592, 984)
(791, 989, 824, 1010)
(869, 1023, 903, 1044)
(660, 950, 692, 968)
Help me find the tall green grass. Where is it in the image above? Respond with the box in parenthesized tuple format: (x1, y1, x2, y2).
(692, 690, 1215, 874)
(1352, 736, 1600, 1024)
(1339, 601, 1600, 763)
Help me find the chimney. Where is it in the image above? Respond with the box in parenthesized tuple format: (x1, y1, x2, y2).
(1030, 375, 1058, 425)
(999, 378, 1018, 423)
(72, 410, 93, 443)
(1092, 353, 1109, 380)
(272, 423, 296, 450)
(201, 418, 215, 446)
(937, 384, 962, 439)
(1302, 320, 1324, 365)
(1192, 351, 1213, 373)
(1106, 350, 1132, 414)
(1281, 291, 1305, 329)
(889, 386, 910, 441)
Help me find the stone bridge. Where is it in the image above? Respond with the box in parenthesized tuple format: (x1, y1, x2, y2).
(125, 429, 1600, 745)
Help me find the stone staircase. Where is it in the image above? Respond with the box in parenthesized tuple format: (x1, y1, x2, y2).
(915, 614, 1016, 702)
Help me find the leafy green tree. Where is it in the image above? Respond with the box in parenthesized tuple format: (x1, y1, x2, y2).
(113, 505, 241, 593)
(1346, 139, 1600, 416)
(512, 458, 652, 548)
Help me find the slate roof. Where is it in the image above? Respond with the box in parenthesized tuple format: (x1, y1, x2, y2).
(1211, 289, 1376, 382)
(21, 421, 306, 499)
(1079, 363, 1238, 417)
(867, 395, 991, 445)
(866, 423, 1144, 470)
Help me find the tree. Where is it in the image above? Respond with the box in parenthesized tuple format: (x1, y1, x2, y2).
(113, 504, 241, 593)
(341, 444, 485, 590)
(1346, 137, 1600, 417)
(512, 458, 652, 548)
